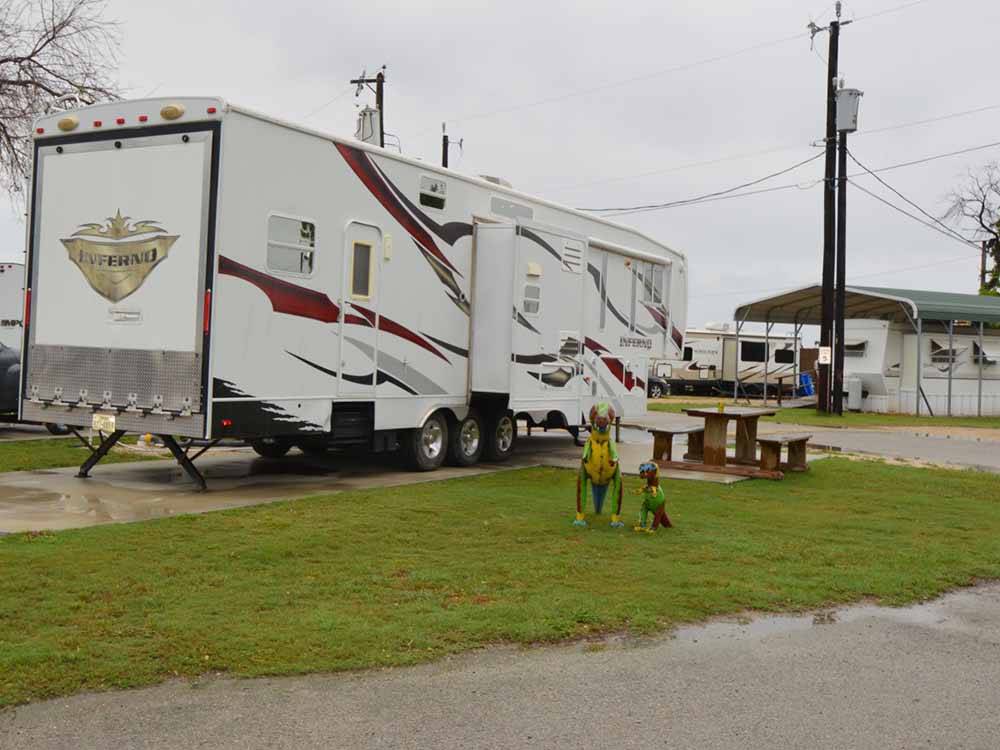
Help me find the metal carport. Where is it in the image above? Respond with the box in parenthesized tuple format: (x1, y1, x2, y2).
(733, 285, 1000, 416)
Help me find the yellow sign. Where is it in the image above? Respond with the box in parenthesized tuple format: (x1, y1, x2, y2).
(61, 210, 178, 303)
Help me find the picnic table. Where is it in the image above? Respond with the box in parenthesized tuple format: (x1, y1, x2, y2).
(682, 407, 776, 467)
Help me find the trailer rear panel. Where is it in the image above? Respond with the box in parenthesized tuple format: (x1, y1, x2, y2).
(21, 111, 219, 438)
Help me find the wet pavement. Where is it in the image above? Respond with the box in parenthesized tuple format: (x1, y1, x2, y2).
(5, 583, 1000, 749)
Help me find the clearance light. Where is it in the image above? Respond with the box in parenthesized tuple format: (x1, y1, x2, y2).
(203, 289, 212, 334)
(138, 115, 148, 123)
(93, 120, 103, 128)
(116, 117, 125, 125)
(221, 418, 233, 428)
(160, 103, 185, 120)
(207, 106, 217, 114)
(35, 127, 44, 134)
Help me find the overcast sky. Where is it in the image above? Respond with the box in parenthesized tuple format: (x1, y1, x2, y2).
(3, 0, 998, 338)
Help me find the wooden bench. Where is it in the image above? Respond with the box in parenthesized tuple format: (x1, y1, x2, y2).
(756, 434, 812, 472)
(649, 426, 705, 463)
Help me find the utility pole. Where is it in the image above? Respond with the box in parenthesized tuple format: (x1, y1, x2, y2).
(809, 2, 849, 413)
(350, 66, 387, 148)
(833, 127, 848, 415)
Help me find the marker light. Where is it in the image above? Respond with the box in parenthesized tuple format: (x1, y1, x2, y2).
(35, 128, 44, 134)
(207, 106, 217, 114)
(93, 120, 102, 128)
(221, 418, 233, 428)
(116, 117, 125, 125)
(160, 103, 185, 120)
(138, 115, 148, 122)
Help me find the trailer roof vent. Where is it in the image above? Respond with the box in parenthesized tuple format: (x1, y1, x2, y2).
(479, 175, 512, 188)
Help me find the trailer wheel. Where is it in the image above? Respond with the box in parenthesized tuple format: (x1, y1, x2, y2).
(446, 410, 484, 467)
(250, 437, 291, 459)
(44, 423, 71, 436)
(483, 412, 516, 462)
(405, 412, 449, 471)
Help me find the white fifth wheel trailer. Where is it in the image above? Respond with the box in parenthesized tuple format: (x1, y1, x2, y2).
(19, 97, 686, 485)
(654, 327, 799, 396)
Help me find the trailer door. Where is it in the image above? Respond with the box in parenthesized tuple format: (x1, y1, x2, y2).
(339, 222, 382, 397)
(511, 224, 585, 423)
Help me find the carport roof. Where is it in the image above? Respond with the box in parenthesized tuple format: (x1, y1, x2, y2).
(733, 285, 1000, 325)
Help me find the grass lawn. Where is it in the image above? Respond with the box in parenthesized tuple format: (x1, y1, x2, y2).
(0, 436, 154, 473)
(648, 400, 1000, 430)
(3, 458, 1000, 706)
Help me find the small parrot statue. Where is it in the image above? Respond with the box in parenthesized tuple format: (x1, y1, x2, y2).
(633, 461, 673, 533)
(574, 402, 624, 528)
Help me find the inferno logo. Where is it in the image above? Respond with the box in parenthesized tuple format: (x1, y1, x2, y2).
(61, 210, 178, 303)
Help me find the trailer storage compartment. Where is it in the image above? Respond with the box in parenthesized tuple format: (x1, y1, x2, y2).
(21, 112, 218, 438)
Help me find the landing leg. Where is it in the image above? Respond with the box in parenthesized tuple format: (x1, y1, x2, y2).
(76, 429, 127, 478)
(159, 434, 208, 492)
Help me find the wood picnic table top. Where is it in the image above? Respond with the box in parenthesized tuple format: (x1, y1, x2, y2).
(683, 407, 777, 419)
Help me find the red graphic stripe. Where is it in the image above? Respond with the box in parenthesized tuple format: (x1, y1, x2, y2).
(642, 303, 668, 330)
(335, 143, 459, 275)
(218, 256, 339, 323)
(584, 337, 640, 391)
(351, 303, 449, 362)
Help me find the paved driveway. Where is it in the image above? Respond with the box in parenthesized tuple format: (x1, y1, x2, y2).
(4, 583, 1000, 749)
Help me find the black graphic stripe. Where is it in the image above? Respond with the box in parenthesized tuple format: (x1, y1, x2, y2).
(513, 306, 540, 334)
(586, 263, 630, 329)
(512, 353, 558, 365)
(422, 333, 469, 358)
(516, 226, 562, 263)
(286, 351, 419, 396)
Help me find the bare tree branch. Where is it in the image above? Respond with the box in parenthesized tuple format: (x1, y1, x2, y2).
(0, 0, 120, 199)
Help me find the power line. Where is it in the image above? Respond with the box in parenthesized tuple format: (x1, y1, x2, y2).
(544, 100, 1000, 193)
(301, 87, 354, 120)
(585, 138, 1000, 217)
(849, 179, 981, 249)
(846, 147, 973, 245)
(576, 153, 824, 214)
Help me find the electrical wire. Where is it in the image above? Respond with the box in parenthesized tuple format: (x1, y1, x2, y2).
(576, 153, 824, 214)
(579, 138, 1000, 216)
(849, 180, 981, 249)
(300, 88, 354, 120)
(846, 147, 974, 245)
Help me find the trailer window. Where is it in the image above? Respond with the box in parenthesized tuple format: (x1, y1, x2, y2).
(774, 348, 795, 364)
(651, 263, 664, 304)
(267, 216, 316, 275)
(741, 341, 767, 362)
(351, 242, 373, 298)
(523, 284, 541, 316)
(419, 176, 446, 210)
(682, 346, 693, 361)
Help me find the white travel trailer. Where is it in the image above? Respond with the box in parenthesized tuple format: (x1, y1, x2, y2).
(20, 97, 686, 485)
(843, 318, 1000, 415)
(0, 262, 24, 350)
(655, 326, 799, 396)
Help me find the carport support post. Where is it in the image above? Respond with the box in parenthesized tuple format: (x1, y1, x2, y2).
(947, 320, 954, 417)
(978, 321, 984, 417)
(733, 318, 742, 401)
(915, 317, 923, 416)
(793, 318, 802, 399)
(763, 320, 772, 405)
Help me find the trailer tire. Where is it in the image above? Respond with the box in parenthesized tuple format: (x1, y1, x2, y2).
(483, 412, 516, 462)
(296, 437, 329, 456)
(44, 423, 71, 436)
(250, 437, 291, 459)
(446, 409, 484, 467)
(405, 411, 449, 472)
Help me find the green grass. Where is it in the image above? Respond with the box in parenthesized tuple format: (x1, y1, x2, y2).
(3, 459, 1000, 706)
(648, 401, 1000, 429)
(0, 436, 153, 473)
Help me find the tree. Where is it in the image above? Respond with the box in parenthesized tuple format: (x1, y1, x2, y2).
(0, 0, 120, 199)
(947, 162, 1000, 296)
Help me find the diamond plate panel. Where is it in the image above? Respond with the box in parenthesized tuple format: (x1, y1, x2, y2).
(26, 345, 203, 413)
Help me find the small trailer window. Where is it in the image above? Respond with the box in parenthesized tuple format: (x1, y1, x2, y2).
(774, 348, 795, 364)
(741, 341, 767, 362)
(419, 176, 446, 210)
(267, 215, 315, 275)
(844, 340, 868, 358)
(682, 346, 693, 361)
(351, 242, 373, 298)
(523, 284, 541, 315)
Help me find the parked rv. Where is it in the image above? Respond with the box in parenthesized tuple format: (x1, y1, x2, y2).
(843, 319, 1000, 415)
(656, 326, 799, 397)
(0, 263, 23, 351)
(20, 97, 687, 483)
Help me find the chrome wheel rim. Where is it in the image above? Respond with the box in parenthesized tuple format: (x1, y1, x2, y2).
(421, 419, 444, 460)
(495, 416, 514, 453)
(650, 385, 662, 398)
(460, 418, 481, 457)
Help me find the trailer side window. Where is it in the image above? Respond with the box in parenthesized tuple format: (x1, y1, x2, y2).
(741, 341, 767, 362)
(267, 215, 315, 276)
(774, 348, 795, 364)
(351, 242, 373, 298)
(523, 284, 541, 316)
(682, 346, 693, 361)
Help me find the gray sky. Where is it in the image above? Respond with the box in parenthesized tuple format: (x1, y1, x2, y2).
(3, 0, 997, 337)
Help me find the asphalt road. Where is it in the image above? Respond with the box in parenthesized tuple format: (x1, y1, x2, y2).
(4, 584, 1000, 749)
